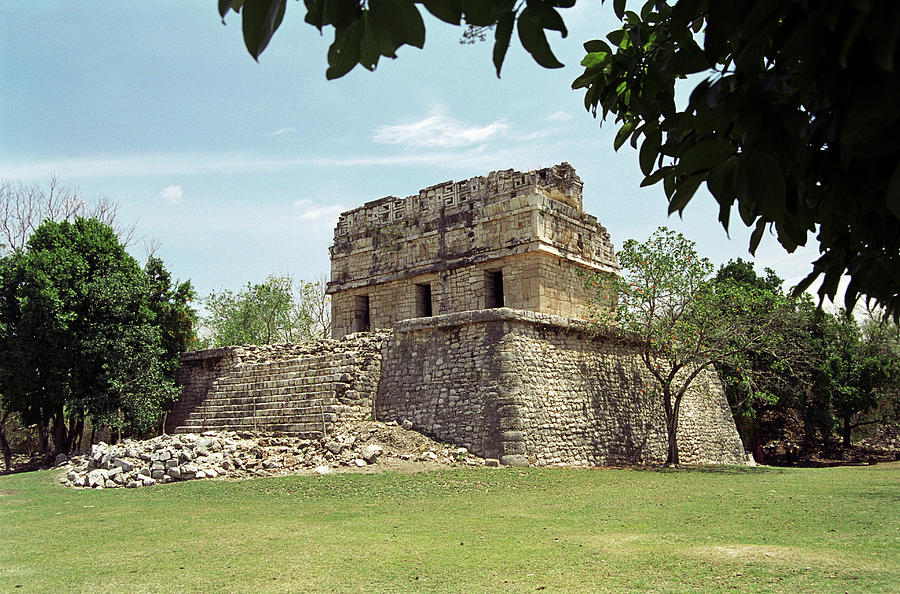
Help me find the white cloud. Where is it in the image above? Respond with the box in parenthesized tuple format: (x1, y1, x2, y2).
(265, 127, 296, 137)
(546, 109, 573, 122)
(0, 136, 579, 181)
(373, 110, 507, 148)
(158, 184, 183, 204)
(293, 199, 345, 231)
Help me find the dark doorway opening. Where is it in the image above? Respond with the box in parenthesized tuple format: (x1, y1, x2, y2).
(485, 270, 504, 308)
(352, 295, 370, 332)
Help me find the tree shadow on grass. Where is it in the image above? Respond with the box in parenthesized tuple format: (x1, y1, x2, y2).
(630, 464, 789, 475)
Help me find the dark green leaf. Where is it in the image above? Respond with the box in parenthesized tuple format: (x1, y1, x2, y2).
(421, 0, 462, 24)
(370, 0, 425, 53)
(607, 28, 626, 46)
(613, 0, 626, 20)
(307, 0, 362, 29)
(529, 5, 567, 37)
(639, 127, 662, 175)
(748, 219, 766, 254)
(329, 0, 363, 28)
(716, 197, 732, 231)
(517, 7, 564, 69)
(304, 0, 325, 29)
(640, 166, 672, 187)
(663, 171, 676, 198)
(242, 0, 287, 61)
(580, 51, 609, 69)
(584, 39, 612, 54)
(668, 175, 702, 215)
(678, 138, 734, 175)
(493, 13, 515, 77)
(461, 0, 504, 26)
(219, 0, 244, 19)
(326, 19, 364, 79)
(668, 42, 710, 75)
(359, 13, 380, 70)
(614, 121, 635, 151)
(747, 152, 786, 217)
(392, 0, 426, 49)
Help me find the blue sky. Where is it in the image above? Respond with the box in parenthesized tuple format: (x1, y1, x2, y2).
(1, 3, 827, 304)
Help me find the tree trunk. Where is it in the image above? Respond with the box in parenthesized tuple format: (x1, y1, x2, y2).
(64, 414, 80, 453)
(842, 414, 852, 448)
(0, 414, 12, 472)
(665, 416, 680, 466)
(37, 419, 50, 455)
(51, 405, 68, 455)
(73, 416, 84, 452)
(664, 389, 680, 466)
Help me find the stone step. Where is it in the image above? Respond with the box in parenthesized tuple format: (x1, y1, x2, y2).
(197, 394, 333, 405)
(204, 388, 334, 398)
(174, 420, 330, 436)
(185, 399, 330, 410)
(243, 364, 343, 373)
(185, 411, 333, 422)
(178, 417, 326, 429)
(214, 375, 345, 387)
(182, 407, 330, 418)
(206, 385, 341, 397)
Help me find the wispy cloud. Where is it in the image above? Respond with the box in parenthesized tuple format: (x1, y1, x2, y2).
(0, 133, 583, 181)
(265, 127, 296, 137)
(546, 109, 573, 122)
(373, 110, 507, 148)
(158, 184, 183, 204)
(293, 199, 345, 231)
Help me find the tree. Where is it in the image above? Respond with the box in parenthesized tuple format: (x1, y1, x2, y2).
(1, 177, 135, 255)
(203, 275, 330, 347)
(813, 309, 898, 447)
(294, 276, 332, 340)
(584, 227, 793, 465)
(713, 259, 812, 449)
(220, 0, 900, 320)
(0, 218, 182, 455)
(144, 256, 199, 371)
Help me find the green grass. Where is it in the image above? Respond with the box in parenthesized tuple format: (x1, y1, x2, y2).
(1, 464, 898, 592)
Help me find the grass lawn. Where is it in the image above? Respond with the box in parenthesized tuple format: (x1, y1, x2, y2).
(1, 463, 897, 592)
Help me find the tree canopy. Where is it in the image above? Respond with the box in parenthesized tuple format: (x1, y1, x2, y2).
(584, 227, 794, 464)
(0, 219, 193, 455)
(202, 275, 330, 347)
(221, 0, 900, 320)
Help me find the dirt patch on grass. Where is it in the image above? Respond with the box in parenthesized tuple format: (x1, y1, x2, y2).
(690, 544, 886, 572)
(0, 488, 21, 496)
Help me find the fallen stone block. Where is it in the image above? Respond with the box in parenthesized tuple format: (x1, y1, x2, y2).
(362, 444, 383, 463)
(112, 458, 133, 473)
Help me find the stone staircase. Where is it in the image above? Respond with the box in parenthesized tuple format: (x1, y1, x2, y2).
(173, 355, 341, 438)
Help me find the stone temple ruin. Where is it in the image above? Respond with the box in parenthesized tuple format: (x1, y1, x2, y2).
(169, 164, 746, 466)
(327, 162, 619, 337)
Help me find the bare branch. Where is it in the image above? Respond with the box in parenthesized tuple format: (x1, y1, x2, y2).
(0, 177, 136, 255)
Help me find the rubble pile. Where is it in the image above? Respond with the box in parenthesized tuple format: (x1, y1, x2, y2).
(56, 421, 492, 489)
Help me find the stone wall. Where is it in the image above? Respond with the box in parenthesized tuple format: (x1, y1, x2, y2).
(375, 313, 507, 458)
(331, 250, 604, 338)
(172, 310, 746, 466)
(375, 309, 746, 466)
(327, 163, 620, 338)
(501, 319, 745, 466)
